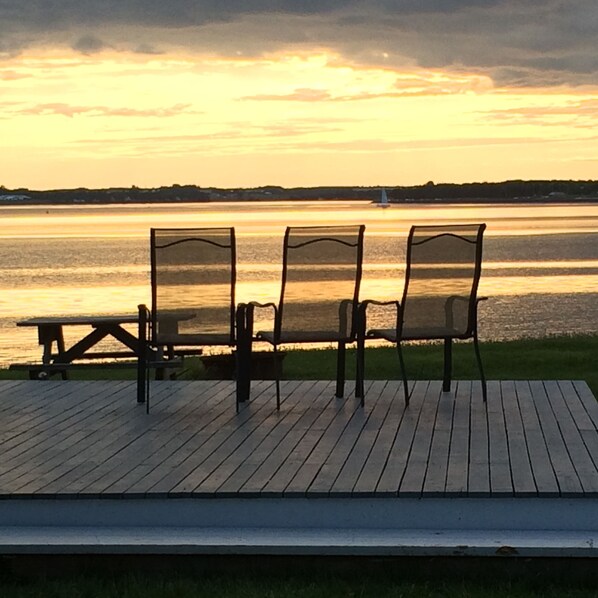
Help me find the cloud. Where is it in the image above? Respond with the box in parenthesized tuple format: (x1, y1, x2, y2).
(13, 102, 195, 118)
(240, 85, 467, 102)
(72, 34, 108, 55)
(0, 70, 31, 81)
(241, 88, 332, 101)
(133, 43, 163, 55)
(72, 35, 107, 55)
(1, 1, 598, 87)
(484, 99, 598, 128)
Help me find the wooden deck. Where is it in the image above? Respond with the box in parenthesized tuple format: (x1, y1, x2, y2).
(1, 378, 597, 499)
(1, 378, 597, 556)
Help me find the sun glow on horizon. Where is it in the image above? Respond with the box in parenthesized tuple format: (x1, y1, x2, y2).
(1, 46, 598, 189)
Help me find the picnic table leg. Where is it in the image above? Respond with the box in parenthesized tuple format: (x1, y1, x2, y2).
(38, 324, 68, 380)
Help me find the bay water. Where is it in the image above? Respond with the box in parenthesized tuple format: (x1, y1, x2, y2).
(0, 200, 597, 366)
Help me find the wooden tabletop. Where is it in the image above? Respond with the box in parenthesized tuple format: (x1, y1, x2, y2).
(16, 315, 139, 327)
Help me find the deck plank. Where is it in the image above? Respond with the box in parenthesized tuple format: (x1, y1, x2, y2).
(0, 380, 596, 501)
(376, 380, 429, 496)
(308, 381, 387, 496)
(330, 381, 395, 496)
(487, 380, 513, 496)
(398, 381, 443, 497)
(0, 382, 129, 489)
(352, 382, 402, 496)
(148, 380, 277, 496)
(501, 380, 537, 496)
(285, 382, 368, 497)
(468, 379, 490, 497)
(529, 380, 583, 496)
(13, 383, 143, 495)
(202, 380, 311, 496)
(263, 381, 358, 497)
(514, 380, 559, 496)
(544, 380, 598, 496)
(572, 380, 598, 428)
(100, 381, 235, 496)
(444, 381, 472, 495)
(422, 384, 456, 497)
(69, 381, 249, 497)
(237, 381, 336, 496)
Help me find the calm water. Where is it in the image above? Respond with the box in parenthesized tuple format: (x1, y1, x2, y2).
(1, 200, 597, 366)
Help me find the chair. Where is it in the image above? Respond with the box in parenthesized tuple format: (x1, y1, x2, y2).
(244, 224, 365, 409)
(137, 227, 237, 412)
(356, 223, 487, 405)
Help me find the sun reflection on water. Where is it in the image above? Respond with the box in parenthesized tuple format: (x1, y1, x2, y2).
(0, 201, 597, 364)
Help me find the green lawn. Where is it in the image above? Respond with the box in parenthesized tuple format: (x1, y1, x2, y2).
(282, 334, 598, 397)
(2, 556, 598, 597)
(2, 334, 597, 397)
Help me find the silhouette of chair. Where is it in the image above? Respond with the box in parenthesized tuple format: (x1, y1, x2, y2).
(137, 227, 238, 412)
(244, 225, 365, 408)
(356, 223, 487, 405)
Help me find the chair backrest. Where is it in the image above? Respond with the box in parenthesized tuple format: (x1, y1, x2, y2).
(401, 224, 485, 338)
(150, 227, 236, 344)
(276, 225, 365, 342)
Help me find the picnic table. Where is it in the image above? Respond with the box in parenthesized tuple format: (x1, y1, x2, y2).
(11, 314, 144, 380)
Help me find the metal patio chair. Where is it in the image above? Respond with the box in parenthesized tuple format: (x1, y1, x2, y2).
(137, 227, 238, 412)
(243, 224, 365, 409)
(356, 223, 487, 405)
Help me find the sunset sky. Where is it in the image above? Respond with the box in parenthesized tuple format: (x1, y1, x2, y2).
(1, 1, 597, 190)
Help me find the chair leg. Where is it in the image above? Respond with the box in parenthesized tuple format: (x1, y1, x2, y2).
(235, 305, 250, 413)
(396, 341, 409, 406)
(335, 341, 346, 398)
(473, 331, 487, 402)
(355, 336, 365, 406)
(145, 359, 151, 414)
(137, 304, 150, 412)
(443, 338, 452, 393)
(273, 344, 281, 410)
(355, 304, 366, 405)
(234, 349, 241, 414)
(137, 355, 146, 405)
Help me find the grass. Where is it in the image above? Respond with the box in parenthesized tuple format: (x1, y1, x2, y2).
(2, 556, 598, 596)
(282, 334, 598, 397)
(1, 334, 597, 397)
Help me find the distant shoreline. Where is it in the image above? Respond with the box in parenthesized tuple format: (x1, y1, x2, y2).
(1, 180, 598, 206)
(2, 197, 598, 207)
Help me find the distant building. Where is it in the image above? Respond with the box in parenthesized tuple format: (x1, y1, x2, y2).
(0, 194, 31, 202)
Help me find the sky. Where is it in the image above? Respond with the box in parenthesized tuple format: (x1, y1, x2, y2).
(1, 0, 598, 190)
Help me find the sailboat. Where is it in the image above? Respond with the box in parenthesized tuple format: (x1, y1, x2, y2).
(377, 188, 390, 208)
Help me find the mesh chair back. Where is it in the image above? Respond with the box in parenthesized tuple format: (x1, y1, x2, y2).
(150, 227, 236, 344)
(401, 224, 485, 339)
(277, 225, 365, 342)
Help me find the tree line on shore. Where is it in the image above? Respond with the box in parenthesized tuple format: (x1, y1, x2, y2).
(1, 179, 597, 204)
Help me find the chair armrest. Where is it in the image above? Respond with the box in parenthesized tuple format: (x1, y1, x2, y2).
(358, 299, 401, 339)
(447, 295, 488, 304)
(245, 301, 278, 322)
(361, 299, 400, 308)
(247, 301, 277, 310)
(242, 301, 279, 340)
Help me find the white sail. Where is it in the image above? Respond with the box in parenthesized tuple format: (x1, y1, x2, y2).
(377, 188, 390, 208)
